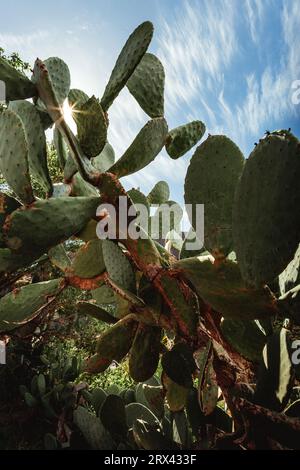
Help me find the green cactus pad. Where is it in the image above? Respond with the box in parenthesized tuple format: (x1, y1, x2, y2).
(4, 197, 101, 255)
(233, 131, 300, 286)
(0, 192, 21, 246)
(180, 228, 205, 259)
(76, 219, 98, 242)
(36, 57, 70, 108)
(174, 257, 278, 319)
(254, 328, 293, 411)
(147, 181, 170, 205)
(70, 173, 99, 197)
(162, 372, 189, 412)
(129, 324, 162, 382)
(9, 100, 52, 194)
(101, 21, 153, 110)
(279, 244, 300, 296)
(0, 109, 34, 204)
(102, 240, 136, 292)
(95, 315, 138, 365)
(53, 127, 68, 170)
(73, 406, 114, 450)
(158, 272, 198, 338)
(135, 384, 164, 419)
(74, 96, 107, 158)
(0, 57, 36, 101)
(185, 135, 244, 257)
(220, 318, 267, 362)
(166, 120, 206, 159)
(77, 301, 116, 324)
(92, 142, 115, 172)
(127, 53, 165, 118)
(100, 394, 128, 437)
(92, 285, 116, 305)
(70, 239, 105, 278)
(68, 88, 89, 108)
(108, 117, 168, 177)
(48, 244, 71, 271)
(0, 279, 64, 332)
(128, 188, 150, 213)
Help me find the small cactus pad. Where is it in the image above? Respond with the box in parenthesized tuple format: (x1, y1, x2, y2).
(70, 239, 105, 279)
(4, 197, 101, 255)
(9, 100, 52, 194)
(92, 285, 116, 305)
(0, 57, 36, 101)
(100, 394, 128, 437)
(100, 21, 153, 110)
(109, 117, 168, 177)
(74, 96, 107, 158)
(174, 257, 278, 319)
(77, 301, 116, 324)
(70, 173, 99, 197)
(102, 240, 136, 292)
(220, 318, 267, 362)
(68, 88, 89, 108)
(127, 53, 165, 118)
(0, 109, 34, 204)
(92, 142, 115, 172)
(48, 244, 71, 271)
(129, 324, 162, 382)
(166, 121, 206, 159)
(147, 181, 170, 205)
(233, 131, 300, 286)
(95, 315, 138, 366)
(0, 279, 64, 332)
(185, 135, 244, 257)
(162, 372, 189, 412)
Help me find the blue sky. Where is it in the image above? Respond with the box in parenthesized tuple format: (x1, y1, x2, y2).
(1, 0, 299, 205)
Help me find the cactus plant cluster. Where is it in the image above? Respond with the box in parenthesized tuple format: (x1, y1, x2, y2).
(0, 20, 300, 450)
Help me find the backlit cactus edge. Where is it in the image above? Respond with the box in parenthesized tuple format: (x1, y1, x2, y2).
(0, 21, 300, 449)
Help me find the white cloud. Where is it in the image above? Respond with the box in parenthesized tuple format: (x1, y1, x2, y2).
(244, 0, 265, 44)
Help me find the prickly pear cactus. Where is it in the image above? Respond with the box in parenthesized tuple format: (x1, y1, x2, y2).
(0, 20, 299, 451)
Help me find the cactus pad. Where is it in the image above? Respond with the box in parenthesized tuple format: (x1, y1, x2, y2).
(70, 239, 105, 279)
(185, 135, 244, 256)
(9, 100, 52, 194)
(174, 257, 278, 319)
(127, 53, 165, 118)
(166, 121, 206, 159)
(129, 324, 162, 382)
(101, 21, 153, 110)
(147, 181, 170, 205)
(109, 117, 168, 177)
(92, 142, 115, 172)
(102, 240, 136, 292)
(233, 131, 300, 286)
(0, 109, 34, 204)
(0, 57, 36, 101)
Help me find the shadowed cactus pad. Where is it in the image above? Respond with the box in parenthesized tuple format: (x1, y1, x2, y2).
(35, 57, 70, 109)
(174, 257, 278, 319)
(185, 135, 244, 257)
(73, 96, 107, 158)
(101, 21, 153, 110)
(147, 181, 170, 205)
(102, 240, 136, 292)
(127, 52, 165, 118)
(129, 324, 162, 382)
(0, 279, 64, 332)
(0, 56, 36, 101)
(0, 108, 34, 204)
(9, 100, 52, 194)
(166, 121, 206, 159)
(68, 88, 89, 108)
(233, 131, 300, 286)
